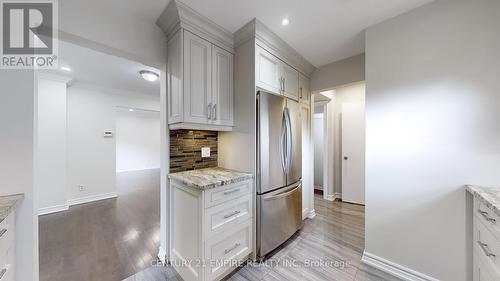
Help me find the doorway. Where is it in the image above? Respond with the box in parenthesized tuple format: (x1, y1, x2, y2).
(312, 82, 366, 205)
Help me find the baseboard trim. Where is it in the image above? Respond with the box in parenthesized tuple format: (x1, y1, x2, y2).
(307, 209, 316, 219)
(362, 251, 439, 281)
(325, 194, 335, 201)
(67, 192, 118, 206)
(38, 204, 69, 216)
(158, 246, 167, 265)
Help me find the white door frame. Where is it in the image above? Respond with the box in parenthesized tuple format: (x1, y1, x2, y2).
(312, 92, 335, 201)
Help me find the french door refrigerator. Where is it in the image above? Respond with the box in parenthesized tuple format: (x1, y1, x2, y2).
(256, 91, 303, 259)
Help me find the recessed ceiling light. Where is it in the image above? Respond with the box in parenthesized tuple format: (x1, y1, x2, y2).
(281, 18, 290, 26)
(61, 66, 71, 72)
(129, 108, 134, 112)
(139, 70, 159, 82)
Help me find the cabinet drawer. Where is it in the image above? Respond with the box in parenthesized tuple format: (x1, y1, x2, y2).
(204, 180, 252, 208)
(474, 198, 500, 240)
(0, 214, 14, 258)
(204, 220, 252, 281)
(474, 218, 500, 275)
(204, 194, 252, 238)
(0, 246, 13, 281)
(474, 241, 500, 281)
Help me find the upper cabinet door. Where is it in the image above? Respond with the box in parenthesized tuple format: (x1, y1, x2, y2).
(183, 30, 212, 124)
(212, 45, 234, 126)
(298, 73, 310, 104)
(256, 46, 281, 95)
(281, 63, 299, 101)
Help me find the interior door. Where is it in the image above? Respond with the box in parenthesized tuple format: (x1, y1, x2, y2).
(258, 92, 287, 194)
(341, 102, 365, 205)
(256, 46, 281, 95)
(183, 30, 212, 124)
(212, 45, 233, 126)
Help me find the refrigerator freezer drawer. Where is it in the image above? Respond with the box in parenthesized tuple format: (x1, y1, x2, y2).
(257, 182, 303, 257)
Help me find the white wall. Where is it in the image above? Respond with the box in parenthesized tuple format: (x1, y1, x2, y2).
(67, 85, 160, 202)
(0, 70, 38, 281)
(313, 113, 324, 188)
(311, 54, 365, 92)
(37, 76, 68, 214)
(116, 109, 160, 172)
(365, 1, 500, 280)
(333, 83, 365, 196)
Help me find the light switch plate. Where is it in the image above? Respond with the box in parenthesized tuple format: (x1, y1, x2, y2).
(201, 147, 210, 158)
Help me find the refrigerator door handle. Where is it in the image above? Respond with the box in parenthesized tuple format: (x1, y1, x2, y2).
(284, 108, 293, 174)
(280, 110, 287, 174)
(263, 183, 301, 201)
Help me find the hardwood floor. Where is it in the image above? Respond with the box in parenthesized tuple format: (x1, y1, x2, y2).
(125, 195, 401, 281)
(39, 169, 161, 281)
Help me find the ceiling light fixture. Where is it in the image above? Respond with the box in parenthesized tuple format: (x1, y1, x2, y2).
(61, 66, 71, 72)
(281, 18, 290, 26)
(129, 109, 134, 112)
(139, 70, 159, 82)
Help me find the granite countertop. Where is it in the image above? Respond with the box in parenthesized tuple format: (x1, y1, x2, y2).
(168, 167, 253, 190)
(467, 185, 500, 217)
(0, 193, 24, 224)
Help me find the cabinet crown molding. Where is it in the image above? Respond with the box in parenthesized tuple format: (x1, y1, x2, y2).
(157, 0, 234, 53)
(235, 18, 316, 77)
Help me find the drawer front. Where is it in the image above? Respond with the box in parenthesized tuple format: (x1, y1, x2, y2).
(204, 220, 252, 281)
(475, 198, 500, 240)
(474, 218, 500, 275)
(474, 243, 500, 281)
(204, 180, 252, 208)
(0, 246, 13, 281)
(204, 194, 252, 238)
(0, 213, 14, 258)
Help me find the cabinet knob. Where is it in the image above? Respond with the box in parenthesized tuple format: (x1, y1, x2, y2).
(344, 156, 349, 160)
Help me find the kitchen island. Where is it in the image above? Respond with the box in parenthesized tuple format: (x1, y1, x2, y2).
(168, 168, 254, 281)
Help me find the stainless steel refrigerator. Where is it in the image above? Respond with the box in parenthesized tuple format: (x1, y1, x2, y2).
(256, 91, 303, 259)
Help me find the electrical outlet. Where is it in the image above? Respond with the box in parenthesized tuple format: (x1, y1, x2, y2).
(78, 185, 84, 191)
(201, 147, 210, 158)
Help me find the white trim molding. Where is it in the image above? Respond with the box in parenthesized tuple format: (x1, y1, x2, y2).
(67, 192, 118, 207)
(362, 252, 440, 281)
(307, 209, 316, 219)
(158, 246, 167, 265)
(38, 203, 69, 216)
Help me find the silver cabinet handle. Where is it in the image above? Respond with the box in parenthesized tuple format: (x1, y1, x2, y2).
(478, 241, 496, 258)
(223, 189, 240, 195)
(0, 268, 6, 280)
(224, 243, 241, 254)
(207, 103, 212, 120)
(478, 209, 496, 223)
(0, 229, 6, 238)
(283, 77, 286, 93)
(300, 87, 303, 99)
(213, 104, 217, 120)
(223, 210, 241, 219)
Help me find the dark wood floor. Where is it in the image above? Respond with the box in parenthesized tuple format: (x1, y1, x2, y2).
(125, 196, 401, 281)
(39, 169, 161, 281)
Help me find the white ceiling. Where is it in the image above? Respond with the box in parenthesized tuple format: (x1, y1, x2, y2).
(177, 0, 433, 67)
(45, 40, 160, 96)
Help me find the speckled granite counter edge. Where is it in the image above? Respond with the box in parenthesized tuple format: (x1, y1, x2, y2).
(0, 193, 24, 224)
(169, 174, 254, 190)
(466, 185, 500, 218)
(168, 170, 254, 191)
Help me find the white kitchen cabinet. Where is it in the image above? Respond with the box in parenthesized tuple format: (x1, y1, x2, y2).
(170, 179, 253, 281)
(212, 45, 234, 127)
(256, 45, 300, 101)
(298, 73, 311, 104)
(281, 63, 299, 101)
(0, 195, 22, 281)
(255, 45, 281, 95)
(167, 29, 234, 131)
(184, 30, 213, 125)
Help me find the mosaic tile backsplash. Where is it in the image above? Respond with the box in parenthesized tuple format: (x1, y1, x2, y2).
(170, 130, 218, 173)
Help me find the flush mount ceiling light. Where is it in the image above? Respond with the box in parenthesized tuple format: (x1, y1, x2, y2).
(281, 18, 290, 26)
(61, 66, 71, 72)
(139, 70, 159, 82)
(129, 108, 134, 112)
